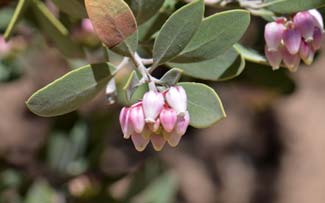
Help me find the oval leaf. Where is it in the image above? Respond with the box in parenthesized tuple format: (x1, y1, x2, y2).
(178, 82, 226, 128)
(169, 47, 245, 81)
(234, 43, 267, 64)
(85, 0, 137, 48)
(26, 63, 115, 117)
(160, 68, 183, 85)
(152, 0, 204, 66)
(266, 0, 325, 13)
(126, 0, 165, 25)
(172, 10, 250, 63)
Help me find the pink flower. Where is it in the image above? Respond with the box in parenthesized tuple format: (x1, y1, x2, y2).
(165, 86, 187, 116)
(119, 86, 190, 151)
(312, 27, 323, 50)
(294, 11, 317, 41)
(265, 46, 282, 70)
(0, 36, 11, 57)
(283, 27, 302, 55)
(282, 48, 300, 72)
(308, 9, 324, 30)
(142, 91, 164, 123)
(299, 41, 314, 65)
(129, 103, 145, 133)
(264, 21, 286, 51)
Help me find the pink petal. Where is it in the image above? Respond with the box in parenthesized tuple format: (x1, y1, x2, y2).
(175, 111, 190, 136)
(299, 41, 314, 65)
(265, 46, 282, 70)
(283, 28, 302, 55)
(131, 133, 149, 152)
(294, 11, 317, 41)
(151, 134, 166, 151)
(264, 22, 286, 51)
(160, 107, 177, 133)
(129, 105, 145, 133)
(142, 91, 164, 123)
(119, 107, 133, 139)
(282, 48, 301, 72)
(308, 9, 324, 30)
(165, 86, 187, 115)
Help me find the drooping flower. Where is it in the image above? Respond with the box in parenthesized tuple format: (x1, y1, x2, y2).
(119, 86, 190, 151)
(294, 11, 317, 41)
(264, 21, 286, 51)
(165, 86, 187, 116)
(142, 90, 164, 123)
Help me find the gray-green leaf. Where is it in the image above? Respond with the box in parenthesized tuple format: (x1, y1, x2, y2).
(172, 9, 250, 63)
(169, 47, 245, 81)
(178, 82, 226, 128)
(153, 0, 204, 66)
(52, 0, 87, 18)
(126, 0, 165, 25)
(26, 63, 115, 117)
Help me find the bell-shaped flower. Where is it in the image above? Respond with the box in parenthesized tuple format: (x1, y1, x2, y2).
(167, 131, 182, 147)
(160, 107, 177, 133)
(175, 111, 190, 136)
(142, 90, 164, 123)
(308, 9, 324, 30)
(299, 41, 315, 65)
(294, 11, 317, 41)
(283, 27, 302, 54)
(265, 46, 282, 70)
(264, 22, 286, 51)
(119, 107, 133, 139)
(151, 134, 166, 151)
(131, 133, 149, 152)
(282, 48, 301, 72)
(165, 86, 187, 116)
(129, 103, 145, 134)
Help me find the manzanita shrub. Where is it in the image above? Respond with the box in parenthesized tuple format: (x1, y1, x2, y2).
(3, 0, 324, 151)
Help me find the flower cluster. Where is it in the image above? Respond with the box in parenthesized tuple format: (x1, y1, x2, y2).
(119, 86, 190, 151)
(264, 9, 324, 71)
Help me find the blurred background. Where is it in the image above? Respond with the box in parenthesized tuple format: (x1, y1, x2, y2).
(1, 1, 325, 203)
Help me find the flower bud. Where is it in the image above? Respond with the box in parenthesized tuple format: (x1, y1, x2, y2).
(160, 107, 177, 133)
(308, 9, 324, 30)
(129, 103, 145, 134)
(82, 19, 94, 33)
(282, 48, 300, 72)
(119, 107, 133, 139)
(131, 133, 149, 152)
(142, 91, 164, 123)
(151, 134, 166, 151)
(264, 22, 286, 51)
(175, 111, 190, 136)
(265, 46, 282, 70)
(299, 41, 314, 65)
(283, 27, 302, 54)
(0, 36, 11, 57)
(312, 27, 323, 50)
(294, 11, 317, 41)
(166, 86, 187, 116)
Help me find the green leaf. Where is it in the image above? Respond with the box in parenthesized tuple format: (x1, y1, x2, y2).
(178, 82, 226, 128)
(152, 0, 204, 66)
(52, 0, 87, 18)
(32, 0, 83, 58)
(138, 12, 169, 42)
(234, 43, 267, 64)
(26, 63, 115, 117)
(265, 0, 325, 13)
(126, 0, 165, 25)
(160, 68, 183, 85)
(3, 0, 30, 40)
(26, 180, 56, 203)
(169, 47, 245, 81)
(172, 10, 250, 63)
(85, 0, 137, 49)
